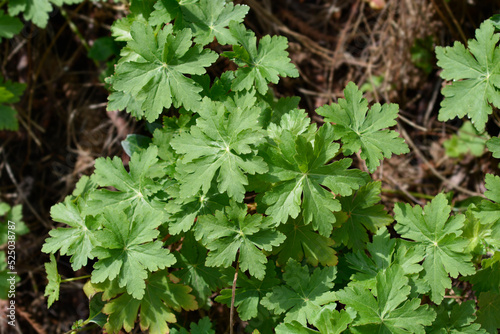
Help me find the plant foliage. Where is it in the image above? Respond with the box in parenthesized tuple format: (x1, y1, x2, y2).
(39, 2, 500, 334)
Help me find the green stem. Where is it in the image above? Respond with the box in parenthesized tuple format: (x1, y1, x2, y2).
(59, 7, 100, 68)
(61, 275, 91, 283)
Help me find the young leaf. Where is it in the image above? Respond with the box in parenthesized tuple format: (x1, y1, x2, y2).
(103, 271, 197, 334)
(196, 201, 285, 280)
(435, 20, 500, 132)
(215, 261, 279, 320)
(224, 22, 299, 94)
(272, 216, 337, 267)
(171, 98, 268, 202)
(259, 122, 369, 236)
(261, 259, 337, 326)
(346, 229, 424, 291)
(443, 121, 490, 157)
(336, 265, 436, 333)
(316, 82, 409, 172)
(394, 193, 475, 304)
(332, 181, 393, 250)
(42, 197, 100, 270)
(476, 292, 500, 334)
(44, 254, 61, 308)
(90, 208, 176, 299)
(111, 22, 218, 121)
(85, 146, 166, 216)
(463, 208, 500, 255)
(429, 300, 487, 334)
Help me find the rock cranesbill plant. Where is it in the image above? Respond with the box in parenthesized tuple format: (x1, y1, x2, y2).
(42, 1, 500, 333)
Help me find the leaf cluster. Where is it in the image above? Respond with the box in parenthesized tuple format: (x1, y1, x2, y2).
(39, 2, 500, 334)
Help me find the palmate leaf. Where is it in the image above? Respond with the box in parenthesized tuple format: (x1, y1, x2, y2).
(261, 259, 337, 326)
(90, 208, 176, 299)
(394, 193, 475, 304)
(102, 271, 198, 334)
(429, 300, 487, 334)
(332, 181, 393, 250)
(435, 20, 500, 132)
(171, 98, 268, 202)
(178, 0, 249, 45)
(259, 121, 369, 236)
(316, 82, 409, 172)
(151, 0, 249, 47)
(85, 146, 167, 217)
(42, 197, 101, 270)
(111, 22, 218, 121)
(196, 201, 285, 280)
(215, 261, 279, 321)
(272, 216, 337, 267)
(337, 265, 436, 334)
(223, 22, 299, 94)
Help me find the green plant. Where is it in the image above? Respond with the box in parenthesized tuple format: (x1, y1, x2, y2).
(443, 121, 490, 158)
(0, 75, 25, 131)
(41, 2, 500, 333)
(0, 202, 28, 299)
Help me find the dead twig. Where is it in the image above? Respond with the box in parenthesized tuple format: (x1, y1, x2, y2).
(400, 127, 484, 198)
